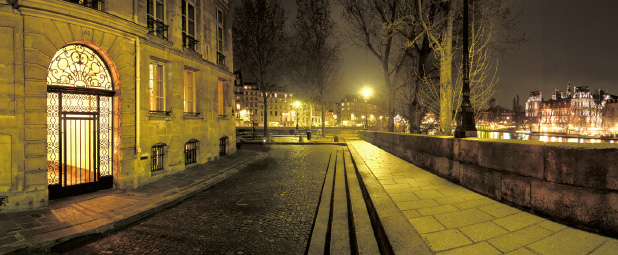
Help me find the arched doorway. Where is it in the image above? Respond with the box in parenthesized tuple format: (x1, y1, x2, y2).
(46, 44, 115, 199)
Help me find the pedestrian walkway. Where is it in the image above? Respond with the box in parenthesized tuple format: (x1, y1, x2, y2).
(0, 150, 267, 254)
(307, 147, 431, 255)
(347, 138, 618, 254)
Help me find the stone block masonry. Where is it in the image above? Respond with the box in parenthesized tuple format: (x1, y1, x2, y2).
(359, 131, 618, 237)
(0, 0, 237, 212)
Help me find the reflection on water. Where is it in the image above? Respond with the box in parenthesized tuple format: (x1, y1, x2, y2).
(477, 131, 616, 144)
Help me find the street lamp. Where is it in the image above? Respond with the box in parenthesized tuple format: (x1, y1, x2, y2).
(454, 0, 477, 138)
(295, 101, 301, 139)
(363, 89, 371, 130)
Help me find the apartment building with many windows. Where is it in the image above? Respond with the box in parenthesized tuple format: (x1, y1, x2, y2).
(234, 74, 296, 127)
(525, 84, 615, 134)
(0, 0, 235, 211)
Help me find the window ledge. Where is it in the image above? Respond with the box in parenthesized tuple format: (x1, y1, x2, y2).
(149, 111, 173, 121)
(183, 113, 203, 120)
(183, 48, 202, 59)
(147, 34, 173, 47)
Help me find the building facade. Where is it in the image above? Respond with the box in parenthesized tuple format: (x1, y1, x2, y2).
(0, 0, 236, 211)
(233, 77, 296, 127)
(338, 94, 383, 128)
(525, 85, 610, 134)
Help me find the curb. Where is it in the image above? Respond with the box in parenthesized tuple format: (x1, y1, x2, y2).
(346, 143, 433, 255)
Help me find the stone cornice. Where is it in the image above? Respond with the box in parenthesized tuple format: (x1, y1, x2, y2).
(19, 0, 147, 39)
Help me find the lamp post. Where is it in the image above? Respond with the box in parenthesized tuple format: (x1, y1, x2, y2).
(454, 0, 477, 138)
(295, 101, 301, 140)
(363, 89, 371, 130)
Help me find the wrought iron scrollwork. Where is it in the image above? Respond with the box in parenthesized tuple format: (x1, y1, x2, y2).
(217, 52, 226, 66)
(47, 44, 114, 191)
(47, 44, 113, 91)
(147, 16, 169, 40)
(183, 33, 199, 52)
(47, 93, 60, 185)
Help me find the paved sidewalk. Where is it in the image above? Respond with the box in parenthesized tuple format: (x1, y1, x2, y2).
(0, 150, 267, 254)
(347, 138, 618, 255)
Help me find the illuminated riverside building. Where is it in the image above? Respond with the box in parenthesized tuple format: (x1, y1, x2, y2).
(233, 75, 296, 127)
(0, 0, 236, 211)
(525, 84, 614, 135)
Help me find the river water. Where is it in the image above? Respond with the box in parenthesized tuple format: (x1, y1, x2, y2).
(477, 131, 617, 144)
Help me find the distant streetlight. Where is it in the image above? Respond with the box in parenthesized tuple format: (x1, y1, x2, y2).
(363, 89, 371, 130)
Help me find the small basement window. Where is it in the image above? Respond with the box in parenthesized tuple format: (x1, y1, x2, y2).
(185, 139, 199, 164)
(152, 143, 166, 172)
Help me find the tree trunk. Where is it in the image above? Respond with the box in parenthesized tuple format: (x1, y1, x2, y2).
(409, 102, 422, 134)
(263, 96, 268, 136)
(385, 75, 395, 132)
(321, 99, 326, 137)
(439, 1, 455, 136)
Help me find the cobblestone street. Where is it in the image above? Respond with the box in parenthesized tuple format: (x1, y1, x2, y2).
(56, 144, 338, 255)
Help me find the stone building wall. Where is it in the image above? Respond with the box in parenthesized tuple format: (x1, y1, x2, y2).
(359, 131, 618, 237)
(0, 0, 236, 212)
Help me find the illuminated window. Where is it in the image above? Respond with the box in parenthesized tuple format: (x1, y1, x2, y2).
(149, 61, 165, 112)
(184, 70, 196, 113)
(182, 0, 198, 51)
(218, 80, 229, 116)
(185, 140, 198, 164)
(147, 0, 167, 39)
(151, 143, 166, 172)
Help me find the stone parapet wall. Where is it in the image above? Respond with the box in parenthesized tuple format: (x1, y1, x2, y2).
(359, 131, 618, 236)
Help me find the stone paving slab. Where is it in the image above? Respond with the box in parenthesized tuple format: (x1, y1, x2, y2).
(0, 150, 267, 254)
(347, 139, 618, 255)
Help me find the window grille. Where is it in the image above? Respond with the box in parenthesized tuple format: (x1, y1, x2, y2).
(185, 140, 198, 164)
(219, 137, 228, 156)
(152, 143, 166, 172)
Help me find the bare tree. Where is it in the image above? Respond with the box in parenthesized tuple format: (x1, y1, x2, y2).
(233, 0, 287, 136)
(416, 0, 457, 135)
(453, 16, 499, 123)
(415, 0, 520, 135)
(338, 0, 410, 132)
(290, 0, 340, 137)
(395, 1, 440, 134)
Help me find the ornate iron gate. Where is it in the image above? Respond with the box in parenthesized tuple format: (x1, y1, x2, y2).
(46, 44, 115, 199)
(47, 89, 114, 199)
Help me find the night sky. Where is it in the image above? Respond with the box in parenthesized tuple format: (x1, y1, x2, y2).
(266, 0, 618, 109)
